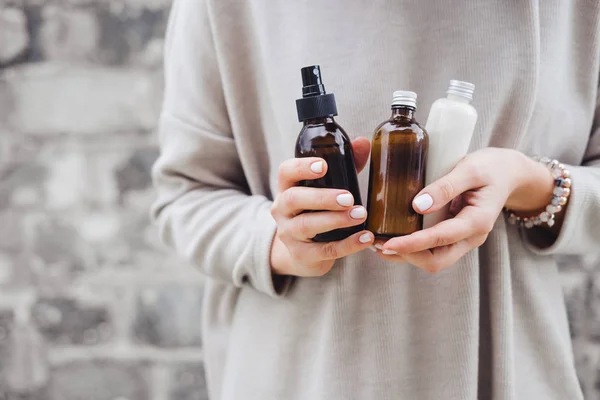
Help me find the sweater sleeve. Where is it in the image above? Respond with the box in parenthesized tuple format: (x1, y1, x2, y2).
(525, 87, 600, 256)
(151, 0, 291, 297)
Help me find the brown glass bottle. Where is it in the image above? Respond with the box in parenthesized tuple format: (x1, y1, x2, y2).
(295, 65, 363, 242)
(366, 91, 428, 239)
(295, 117, 363, 242)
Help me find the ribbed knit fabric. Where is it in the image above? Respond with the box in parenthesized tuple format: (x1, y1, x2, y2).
(151, 1, 600, 399)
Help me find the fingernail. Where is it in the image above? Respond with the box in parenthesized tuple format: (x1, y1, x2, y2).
(359, 232, 372, 243)
(336, 193, 354, 207)
(350, 206, 366, 219)
(382, 249, 397, 255)
(310, 161, 323, 173)
(374, 244, 384, 250)
(414, 193, 433, 212)
(368, 246, 378, 252)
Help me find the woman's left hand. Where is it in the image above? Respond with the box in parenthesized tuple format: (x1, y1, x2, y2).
(377, 147, 555, 273)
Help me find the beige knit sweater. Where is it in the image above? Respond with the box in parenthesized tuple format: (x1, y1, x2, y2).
(152, 1, 600, 399)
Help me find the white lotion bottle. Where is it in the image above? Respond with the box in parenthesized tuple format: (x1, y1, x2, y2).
(423, 80, 478, 229)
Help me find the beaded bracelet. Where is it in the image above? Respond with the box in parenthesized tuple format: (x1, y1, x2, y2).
(504, 156, 571, 229)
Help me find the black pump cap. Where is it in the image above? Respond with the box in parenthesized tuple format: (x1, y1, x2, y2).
(296, 65, 338, 122)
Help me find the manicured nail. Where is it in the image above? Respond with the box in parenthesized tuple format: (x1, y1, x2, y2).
(350, 206, 366, 219)
(359, 232, 372, 243)
(336, 193, 354, 207)
(368, 246, 378, 252)
(382, 249, 397, 255)
(310, 161, 323, 173)
(414, 193, 433, 212)
(374, 244, 384, 250)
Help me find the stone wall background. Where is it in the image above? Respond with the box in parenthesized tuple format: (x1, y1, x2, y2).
(0, 0, 208, 398)
(0, 0, 599, 399)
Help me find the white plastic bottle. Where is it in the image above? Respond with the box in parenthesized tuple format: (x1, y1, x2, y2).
(423, 80, 478, 229)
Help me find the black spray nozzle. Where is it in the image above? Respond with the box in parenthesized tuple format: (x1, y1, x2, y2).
(296, 64, 337, 122)
(301, 65, 326, 97)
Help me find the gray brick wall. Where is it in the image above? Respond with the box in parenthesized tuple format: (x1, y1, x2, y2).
(0, 0, 208, 398)
(0, 1, 599, 399)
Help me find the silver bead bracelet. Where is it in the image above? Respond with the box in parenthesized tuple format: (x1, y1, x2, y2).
(504, 156, 571, 229)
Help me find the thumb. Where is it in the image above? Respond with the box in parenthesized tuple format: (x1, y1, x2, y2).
(413, 163, 479, 214)
(351, 137, 371, 173)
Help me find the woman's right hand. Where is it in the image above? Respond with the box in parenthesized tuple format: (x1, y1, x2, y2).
(270, 138, 374, 277)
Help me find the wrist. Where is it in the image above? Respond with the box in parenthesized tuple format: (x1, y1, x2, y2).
(505, 152, 554, 213)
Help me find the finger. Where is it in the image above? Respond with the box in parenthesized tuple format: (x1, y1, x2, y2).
(372, 249, 407, 262)
(351, 137, 371, 173)
(382, 207, 493, 254)
(382, 218, 471, 254)
(291, 230, 374, 263)
(412, 160, 484, 214)
(382, 241, 469, 273)
(277, 157, 328, 193)
(276, 187, 357, 217)
(373, 241, 386, 249)
(380, 234, 486, 273)
(286, 206, 367, 240)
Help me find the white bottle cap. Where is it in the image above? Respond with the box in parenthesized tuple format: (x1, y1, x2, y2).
(447, 80, 475, 100)
(392, 90, 417, 108)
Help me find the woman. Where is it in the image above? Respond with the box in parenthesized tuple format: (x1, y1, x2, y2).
(152, 1, 600, 398)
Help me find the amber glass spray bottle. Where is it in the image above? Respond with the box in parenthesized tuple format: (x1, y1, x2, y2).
(366, 91, 429, 239)
(295, 65, 363, 242)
